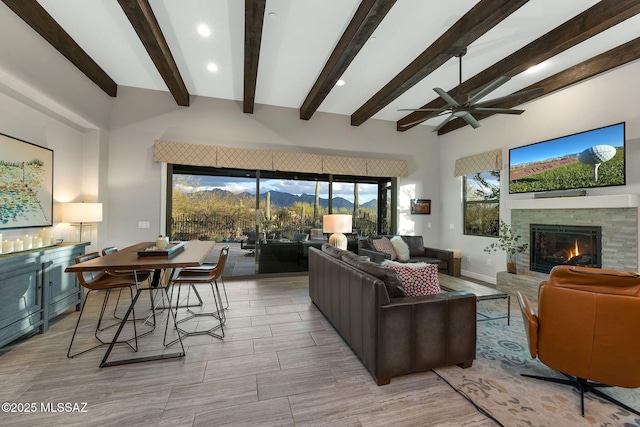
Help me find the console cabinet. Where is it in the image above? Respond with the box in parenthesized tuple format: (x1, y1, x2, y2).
(0, 242, 88, 348)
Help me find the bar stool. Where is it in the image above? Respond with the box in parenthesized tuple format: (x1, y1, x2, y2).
(67, 252, 152, 358)
(167, 246, 229, 342)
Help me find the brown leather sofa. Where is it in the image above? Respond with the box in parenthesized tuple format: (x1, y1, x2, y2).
(309, 244, 476, 386)
(518, 265, 640, 416)
(358, 235, 456, 276)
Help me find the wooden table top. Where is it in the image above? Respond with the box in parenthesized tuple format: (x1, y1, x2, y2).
(65, 240, 216, 272)
(438, 273, 508, 299)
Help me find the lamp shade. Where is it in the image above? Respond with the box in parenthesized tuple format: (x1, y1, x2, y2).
(323, 214, 352, 234)
(61, 203, 103, 223)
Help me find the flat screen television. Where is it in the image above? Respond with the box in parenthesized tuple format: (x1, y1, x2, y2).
(509, 122, 625, 194)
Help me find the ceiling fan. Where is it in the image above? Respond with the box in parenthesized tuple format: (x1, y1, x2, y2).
(399, 48, 543, 132)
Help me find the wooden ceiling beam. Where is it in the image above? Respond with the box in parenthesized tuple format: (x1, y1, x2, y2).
(117, 0, 190, 106)
(299, 0, 397, 120)
(2, 0, 117, 97)
(398, 0, 640, 131)
(437, 37, 640, 135)
(244, 0, 266, 114)
(350, 0, 528, 127)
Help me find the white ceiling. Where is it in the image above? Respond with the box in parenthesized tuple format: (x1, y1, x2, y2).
(34, 0, 640, 127)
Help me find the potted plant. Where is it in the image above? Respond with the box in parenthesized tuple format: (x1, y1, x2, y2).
(484, 220, 528, 274)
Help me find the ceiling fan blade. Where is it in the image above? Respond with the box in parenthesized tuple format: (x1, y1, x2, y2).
(462, 113, 481, 129)
(400, 117, 429, 127)
(433, 88, 460, 107)
(475, 87, 544, 107)
(472, 108, 525, 115)
(432, 114, 455, 132)
(467, 76, 510, 105)
(397, 108, 449, 112)
(400, 110, 452, 127)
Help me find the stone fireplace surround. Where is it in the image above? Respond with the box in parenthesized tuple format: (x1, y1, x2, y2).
(496, 194, 638, 302)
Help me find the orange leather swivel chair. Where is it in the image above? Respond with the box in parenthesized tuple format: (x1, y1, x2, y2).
(517, 265, 640, 416)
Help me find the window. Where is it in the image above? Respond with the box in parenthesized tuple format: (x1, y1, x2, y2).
(463, 171, 499, 237)
(168, 165, 394, 276)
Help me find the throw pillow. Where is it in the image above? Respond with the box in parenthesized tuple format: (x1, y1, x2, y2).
(384, 262, 441, 297)
(372, 236, 398, 260)
(390, 236, 410, 261)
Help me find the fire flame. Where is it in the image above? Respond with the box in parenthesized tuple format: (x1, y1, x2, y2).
(568, 239, 580, 259)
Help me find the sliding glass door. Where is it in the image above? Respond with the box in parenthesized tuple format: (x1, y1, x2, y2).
(168, 165, 393, 276)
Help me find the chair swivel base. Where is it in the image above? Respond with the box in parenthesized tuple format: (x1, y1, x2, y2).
(521, 372, 640, 417)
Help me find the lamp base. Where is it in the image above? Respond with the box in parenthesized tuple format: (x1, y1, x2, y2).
(329, 233, 347, 250)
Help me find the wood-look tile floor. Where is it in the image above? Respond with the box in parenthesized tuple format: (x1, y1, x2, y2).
(0, 274, 497, 427)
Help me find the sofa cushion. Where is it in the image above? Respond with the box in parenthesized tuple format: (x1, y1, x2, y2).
(356, 260, 406, 298)
(402, 236, 425, 257)
(383, 261, 441, 297)
(390, 236, 410, 261)
(372, 236, 398, 260)
(341, 251, 370, 267)
(407, 256, 447, 271)
(321, 243, 346, 258)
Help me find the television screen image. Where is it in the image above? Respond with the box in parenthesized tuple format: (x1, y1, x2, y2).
(509, 122, 625, 194)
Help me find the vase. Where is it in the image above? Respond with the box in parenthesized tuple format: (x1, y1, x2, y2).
(506, 252, 517, 274)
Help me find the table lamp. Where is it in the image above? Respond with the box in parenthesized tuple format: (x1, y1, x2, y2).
(62, 202, 103, 242)
(323, 214, 352, 250)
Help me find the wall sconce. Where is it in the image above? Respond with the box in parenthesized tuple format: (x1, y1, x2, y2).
(61, 202, 103, 242)
(323, 214, 352, 250)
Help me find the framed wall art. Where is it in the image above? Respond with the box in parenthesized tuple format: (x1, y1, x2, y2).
(410, 199, 431, 215)
(0, 133, 53, 229)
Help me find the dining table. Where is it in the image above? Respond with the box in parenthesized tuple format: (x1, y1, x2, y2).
(65, 240, 215, 367)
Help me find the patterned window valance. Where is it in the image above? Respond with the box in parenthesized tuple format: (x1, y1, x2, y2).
(153, 140, 408, 177)
(454, 149, 502, 177)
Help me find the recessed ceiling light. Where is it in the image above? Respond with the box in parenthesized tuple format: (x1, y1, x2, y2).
(336, 79, 345, 86)
(369, 36, 377, 42)
(268, 12, 277, 18)
(197, 24, 211, 37)
(207, 62, 218, 73)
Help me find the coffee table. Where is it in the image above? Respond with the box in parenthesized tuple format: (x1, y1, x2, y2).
(438, 274, 511, 325)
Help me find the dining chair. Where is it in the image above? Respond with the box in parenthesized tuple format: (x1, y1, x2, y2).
(67, 252, 152, 358)
(178, 245, 229, 310)
(101, 246, 164, 325)
(167, 246, 229, 342)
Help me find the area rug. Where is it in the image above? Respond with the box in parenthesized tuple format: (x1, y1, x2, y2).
(434, 300, 640, 427)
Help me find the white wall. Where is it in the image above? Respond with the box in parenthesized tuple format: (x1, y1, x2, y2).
(0, 4, 112, 131)
(0, 90, 99, 250)
(105, 86, 441, 249)
(438, 61, 640, 283)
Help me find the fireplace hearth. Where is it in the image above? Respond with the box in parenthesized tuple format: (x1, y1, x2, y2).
(530, 224, 601, 274)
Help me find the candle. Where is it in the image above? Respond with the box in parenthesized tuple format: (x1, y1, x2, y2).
(39, 228, 51, 245)
(2, 240, 13, 253)
(14, 239, 24, 252)
(50, 236, 56, 245)
(22, 235, 33, 250)
(33, 237, 43, 248)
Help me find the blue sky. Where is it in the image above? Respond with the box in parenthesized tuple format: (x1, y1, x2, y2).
(509, 122, 624, 166)
(174, 175, 378, 203)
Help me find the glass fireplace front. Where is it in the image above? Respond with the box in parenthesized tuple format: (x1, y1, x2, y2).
(530, 224, 602, 274)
